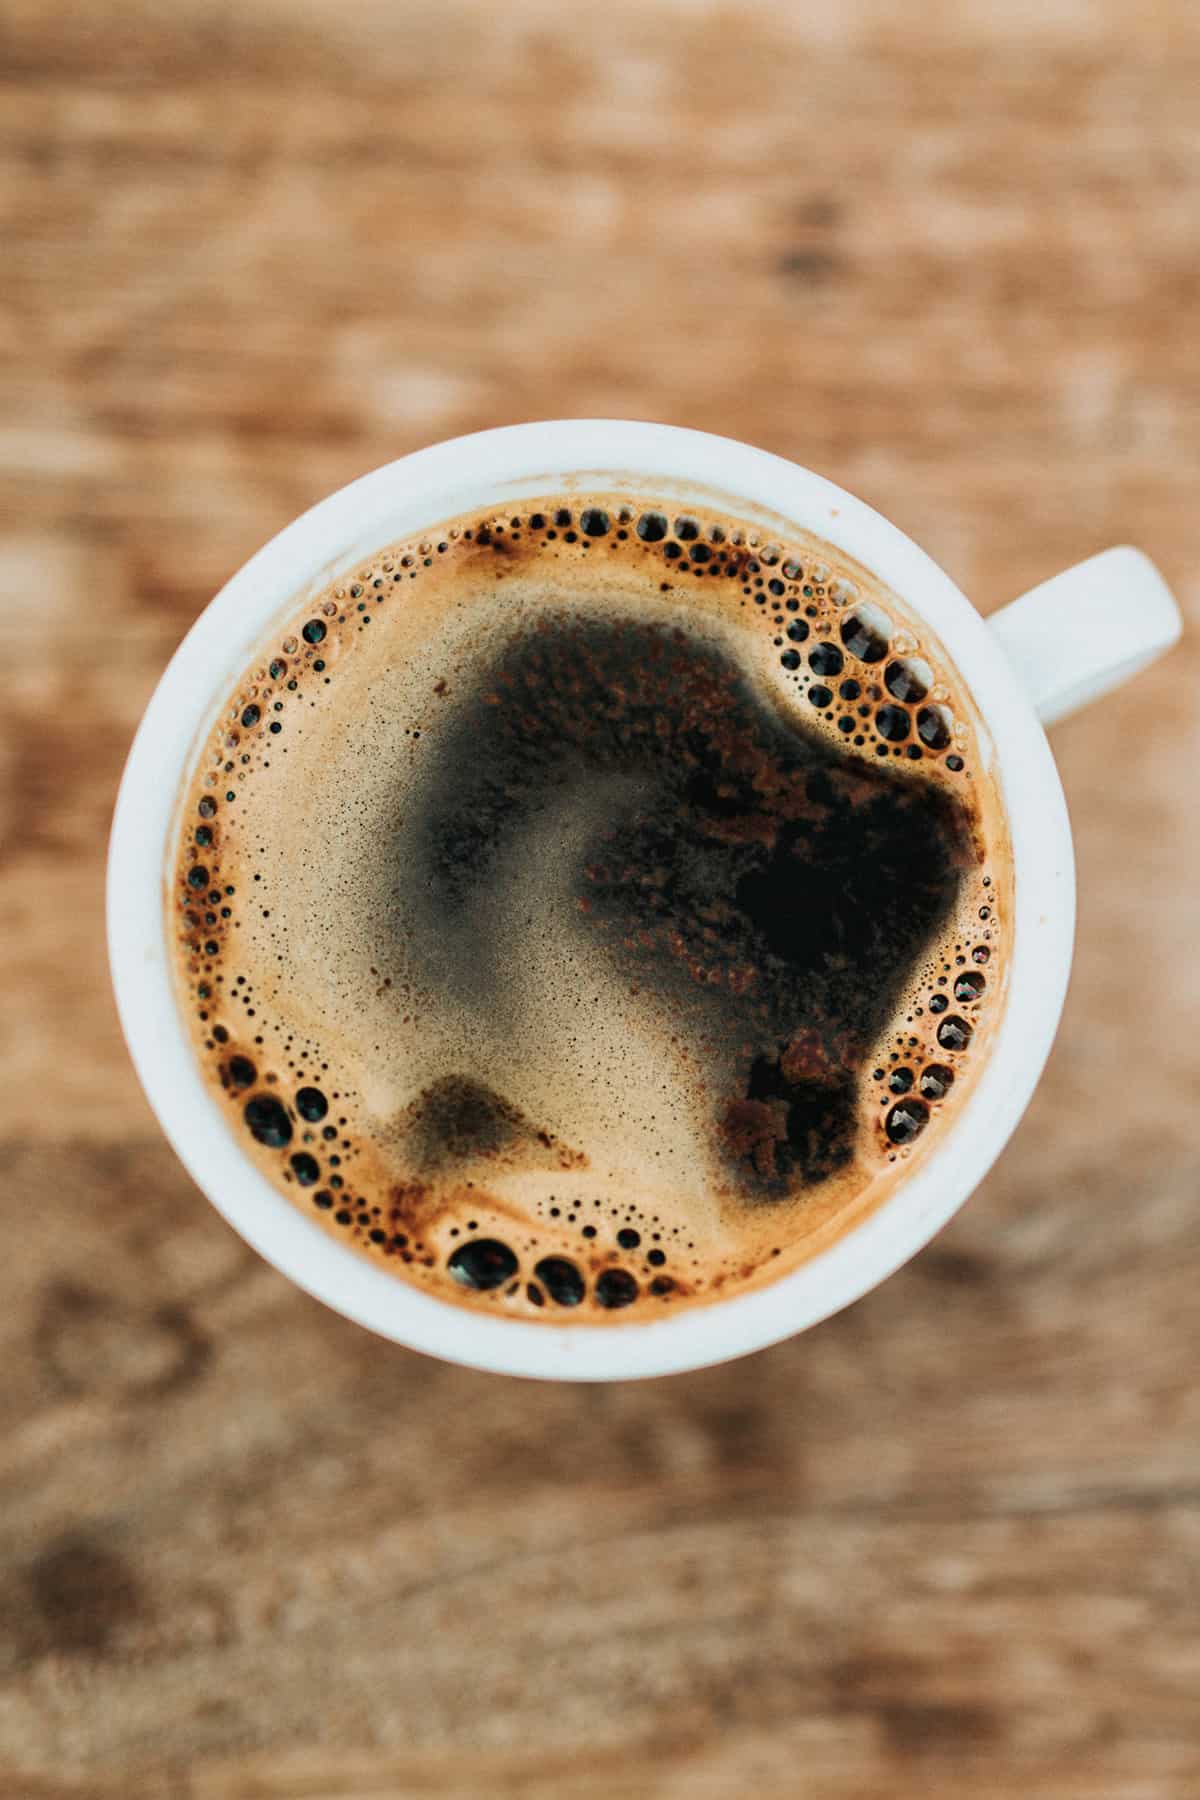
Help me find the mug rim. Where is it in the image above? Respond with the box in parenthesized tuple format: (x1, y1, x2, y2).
(107, 420, 1074, 1380)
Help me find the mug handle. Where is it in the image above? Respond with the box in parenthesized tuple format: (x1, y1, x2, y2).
(987, 547, 1182, 727)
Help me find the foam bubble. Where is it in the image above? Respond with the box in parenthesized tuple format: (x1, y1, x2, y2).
(840, 603, 892, 662)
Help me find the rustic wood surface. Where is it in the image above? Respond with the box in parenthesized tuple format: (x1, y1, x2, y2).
(3, 1, 1199, 1794)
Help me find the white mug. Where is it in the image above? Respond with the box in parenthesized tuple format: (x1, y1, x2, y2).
(108, 421, 1181, 1381)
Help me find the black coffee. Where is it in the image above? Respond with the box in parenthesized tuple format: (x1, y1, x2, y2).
(168, 499, 1006, 1319)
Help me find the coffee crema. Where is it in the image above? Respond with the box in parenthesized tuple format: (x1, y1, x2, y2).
(168, 497, 1009, 1322)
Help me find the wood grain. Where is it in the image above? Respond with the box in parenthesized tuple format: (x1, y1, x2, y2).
(2, 1, 1199, 1793)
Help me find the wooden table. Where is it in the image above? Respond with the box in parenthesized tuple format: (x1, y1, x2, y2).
(3, 2, 1198, 1793)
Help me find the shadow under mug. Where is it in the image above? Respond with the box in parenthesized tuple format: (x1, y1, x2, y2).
(108, 422, 1181, 1380)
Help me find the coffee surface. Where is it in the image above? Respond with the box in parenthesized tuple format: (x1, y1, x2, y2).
(168, 498, 1007, 1320)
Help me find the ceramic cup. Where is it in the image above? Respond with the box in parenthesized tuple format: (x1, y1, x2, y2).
(108, 422, 1181, 1379)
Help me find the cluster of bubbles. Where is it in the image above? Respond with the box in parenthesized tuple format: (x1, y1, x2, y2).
(446, 1212, 678, 1312)
(868, 876, 996, 1156)
(172, 496, 999, 1318)
(768, 582, 963, 769)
